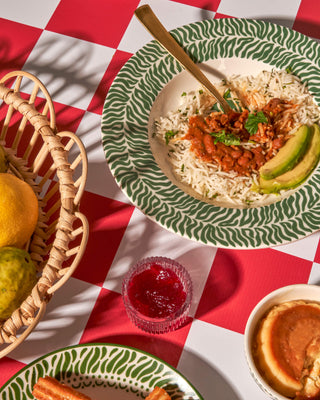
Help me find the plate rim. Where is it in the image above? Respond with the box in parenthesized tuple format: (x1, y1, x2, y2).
(0, 342, 204, 399)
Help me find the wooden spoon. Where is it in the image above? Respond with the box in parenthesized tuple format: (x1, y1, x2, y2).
(135, 4, 232, 114)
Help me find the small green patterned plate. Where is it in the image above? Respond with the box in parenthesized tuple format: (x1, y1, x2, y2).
(101, 18, 320, 248)
(0, 343, 203, 399)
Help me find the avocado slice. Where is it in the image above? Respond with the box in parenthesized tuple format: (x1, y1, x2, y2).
(255, 124, 320, 194)
(259, 124, 311, 180)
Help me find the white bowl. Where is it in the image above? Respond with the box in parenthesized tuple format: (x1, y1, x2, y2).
(244, 284, 320, 400)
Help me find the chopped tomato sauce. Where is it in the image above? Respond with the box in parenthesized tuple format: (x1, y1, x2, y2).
(183, 98, 294, 176)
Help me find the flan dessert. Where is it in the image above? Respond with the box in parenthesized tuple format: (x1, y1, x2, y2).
(253, 300, 320, 399)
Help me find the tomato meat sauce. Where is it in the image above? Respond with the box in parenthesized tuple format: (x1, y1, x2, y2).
(183, 98, 295, 177)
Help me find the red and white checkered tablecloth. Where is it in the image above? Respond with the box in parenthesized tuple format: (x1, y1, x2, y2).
(1, 0, 320, 398)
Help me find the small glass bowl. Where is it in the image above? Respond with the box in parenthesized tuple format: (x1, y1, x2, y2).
(122, 256, 193, 334)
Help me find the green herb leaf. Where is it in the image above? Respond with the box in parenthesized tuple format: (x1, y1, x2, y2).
(285, 66, 293, 74)
(210, 130, 241, 146)
(245, 111, 268, 135)
(211, 103, 220, 112)
(223, 88, 231, 99)
(165, 130, 178, 144)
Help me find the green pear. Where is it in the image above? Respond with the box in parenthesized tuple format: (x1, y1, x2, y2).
(0, 247, 37, 320)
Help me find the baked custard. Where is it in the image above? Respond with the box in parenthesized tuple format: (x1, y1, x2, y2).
(253, 300, 320, 399)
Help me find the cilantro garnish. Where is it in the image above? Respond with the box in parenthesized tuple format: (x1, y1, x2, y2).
(211, 88, 242, 112)
(285, 66, 293, 74)
(211, 103, 220, 112)
(165, 130, 178, 144)
(210, 130, 241, 146)
(223, 88, 231, 99)
(245, 111, 268, 135)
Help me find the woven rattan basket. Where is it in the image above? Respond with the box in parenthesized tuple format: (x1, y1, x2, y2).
(0, 70, 89, 358)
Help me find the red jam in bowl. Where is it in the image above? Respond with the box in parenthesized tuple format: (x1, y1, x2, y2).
(122, 257, 192, 334)
(127, 263, 187, 318)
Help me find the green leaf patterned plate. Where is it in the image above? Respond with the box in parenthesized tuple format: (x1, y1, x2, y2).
(0, 343, 203, 400)
(101, 18, 320, 249)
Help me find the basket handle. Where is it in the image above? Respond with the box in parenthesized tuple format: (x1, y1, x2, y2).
(0, 302, 47, 359)
(47, 211, 89, 295)
(57, 131, 88, 206)
(0, 70, 56, 130)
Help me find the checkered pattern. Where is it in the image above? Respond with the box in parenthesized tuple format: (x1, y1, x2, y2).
(0, 0, 320, 398)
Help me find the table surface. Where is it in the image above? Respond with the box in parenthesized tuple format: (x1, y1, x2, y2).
(0, 0, 320, 398)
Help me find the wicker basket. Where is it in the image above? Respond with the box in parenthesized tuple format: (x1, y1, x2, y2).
(0, 70, 89, 358)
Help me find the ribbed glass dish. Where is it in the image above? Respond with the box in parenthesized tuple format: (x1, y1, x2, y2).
(122, 256, 192, 334)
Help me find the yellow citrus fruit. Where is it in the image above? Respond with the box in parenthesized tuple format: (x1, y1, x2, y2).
(0, 173, 38, 248)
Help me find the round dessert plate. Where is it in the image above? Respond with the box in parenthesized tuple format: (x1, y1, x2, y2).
(0, 343, 203, 400)
(101, 18, 320, 249)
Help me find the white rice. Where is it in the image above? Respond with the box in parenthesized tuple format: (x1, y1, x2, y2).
(154, 70, 320, 208)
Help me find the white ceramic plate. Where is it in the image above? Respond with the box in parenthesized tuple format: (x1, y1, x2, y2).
(0, 343, 203, 400)
(102, 18, 320, 249)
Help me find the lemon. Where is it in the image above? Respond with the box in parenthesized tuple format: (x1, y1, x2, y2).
(0, 246, 37, 320)
(0, 173, 38, 248)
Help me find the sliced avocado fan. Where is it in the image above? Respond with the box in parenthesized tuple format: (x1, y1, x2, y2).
(259, 124, 311, 180)
(254, 124, 320, 194)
